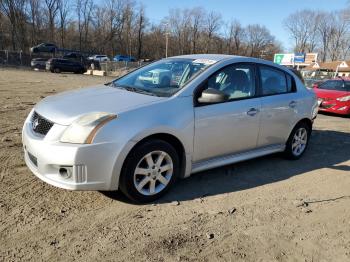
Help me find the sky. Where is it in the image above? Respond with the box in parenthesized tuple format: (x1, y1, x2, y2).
(139, 0, 349, 52)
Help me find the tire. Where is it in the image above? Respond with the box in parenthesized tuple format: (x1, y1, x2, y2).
(119, 139, 180, 203)
(54, 68, 61, 73)
(284, 122, 311, 160)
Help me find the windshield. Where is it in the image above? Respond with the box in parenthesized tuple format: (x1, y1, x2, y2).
(318, 80, 350, 92)
(111, 58, 216, 97)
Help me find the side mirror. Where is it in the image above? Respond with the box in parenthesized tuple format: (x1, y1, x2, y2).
(198, 88, 229, 104)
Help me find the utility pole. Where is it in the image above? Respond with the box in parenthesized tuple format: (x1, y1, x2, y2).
(165, 31, 169, 58)
(164, 22, 169, 58)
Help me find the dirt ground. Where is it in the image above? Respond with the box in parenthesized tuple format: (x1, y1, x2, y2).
(0, 68, 349, 262)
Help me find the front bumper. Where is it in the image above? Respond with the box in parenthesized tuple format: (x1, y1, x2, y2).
(45, 64, 53, 71)
(319, 100, 350, 115)
(22, 120, 120, 191)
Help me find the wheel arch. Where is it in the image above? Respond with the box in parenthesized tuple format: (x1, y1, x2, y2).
(111, 132, 189, 190)
(295, 118, 313, 131)
(126, 133, 187, 178)
(287, 117, 313, 143)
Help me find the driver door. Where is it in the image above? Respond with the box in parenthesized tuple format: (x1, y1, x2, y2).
(193, 63, 261, 162)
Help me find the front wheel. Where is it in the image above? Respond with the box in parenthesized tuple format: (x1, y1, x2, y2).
(119, 140, 179, 203)
(284, 122, 311, 159)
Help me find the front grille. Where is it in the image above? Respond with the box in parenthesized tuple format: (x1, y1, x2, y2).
(320, 104, 335, 109)
(31, 111, 54, 135)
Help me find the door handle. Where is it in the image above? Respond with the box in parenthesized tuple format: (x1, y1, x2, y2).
(289, 101, 297, 108)
(247, 108, 259, 116)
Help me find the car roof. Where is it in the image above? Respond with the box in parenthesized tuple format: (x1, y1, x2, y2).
(170, 54, 237, 61)
(167, 54, 279, 66)
(166, 54, 290, 71)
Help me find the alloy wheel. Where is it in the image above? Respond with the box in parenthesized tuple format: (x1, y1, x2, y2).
(133, 151, 173, 196)
(291, 127, 308, 156)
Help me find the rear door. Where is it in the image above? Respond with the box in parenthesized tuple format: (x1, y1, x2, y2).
(257, 65, 299, 147)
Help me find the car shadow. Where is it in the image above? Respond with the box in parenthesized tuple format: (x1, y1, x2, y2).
(101, 129, 350, 204)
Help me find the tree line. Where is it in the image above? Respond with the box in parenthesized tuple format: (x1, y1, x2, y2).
(284, 8, 350, 62)
(0, 0, 281, 60)
(1, 0, 349, 62)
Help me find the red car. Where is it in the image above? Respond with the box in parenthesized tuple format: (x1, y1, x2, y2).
(313, 78, 350, 116)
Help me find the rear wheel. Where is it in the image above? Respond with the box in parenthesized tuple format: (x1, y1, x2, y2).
(119, 140, 179, 203)
(284, 122, 311, 159)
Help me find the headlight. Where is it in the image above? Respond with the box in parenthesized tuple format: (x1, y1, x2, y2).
(60, 112, 117, 144)
(336, 95, 350, 102)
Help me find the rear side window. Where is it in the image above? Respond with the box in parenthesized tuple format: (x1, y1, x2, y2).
(259, 66, 294, 95)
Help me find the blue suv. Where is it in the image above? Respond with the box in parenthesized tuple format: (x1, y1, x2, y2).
(113, 55, 137, 62)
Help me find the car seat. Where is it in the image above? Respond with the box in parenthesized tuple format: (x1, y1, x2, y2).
(263, 77, 280, 95)
(222, 70, 250, 98)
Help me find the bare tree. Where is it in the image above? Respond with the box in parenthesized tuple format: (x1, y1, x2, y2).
(0, 12, 6, 49)
(168, 8, 191, 55)
(317, 12, 334, 62)
(0, 0, 27, 50)
(43, 0, 59, 42)
(284, 10, 317, 53)
(57, 0, 70, 48)
(225, 19, 245, 54)
(328, 10, 350, 60)
(122, 1, 135, 57)
(104, 0, 126, 56)
(27, 0, 42, 46)
(76, 0, 94, 51)
(136, 4, 147, 59)
(305, 11, 319, 52)
(0, 2, 290, 62)
(246, 24, 275, 57)
(189, 7, 204, 54)
(204, 11, 221, 53)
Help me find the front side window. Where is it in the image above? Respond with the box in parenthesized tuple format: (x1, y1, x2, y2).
(205, 64, 256, 99)
(112, 58, 216, 97)
(260, 66, 292, 95)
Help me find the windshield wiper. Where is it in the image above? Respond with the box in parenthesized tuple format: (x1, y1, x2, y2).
(113, 84, 161, 97)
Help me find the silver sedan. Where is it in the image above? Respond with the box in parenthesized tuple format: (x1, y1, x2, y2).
(22, 54, 318, 203)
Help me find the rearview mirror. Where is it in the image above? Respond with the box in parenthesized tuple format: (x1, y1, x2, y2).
(198, 88, 229, 104)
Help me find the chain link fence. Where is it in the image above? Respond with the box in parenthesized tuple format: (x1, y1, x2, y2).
(0, 50, 54, 67)
(100, 61, 147, 72)
(0, 50, 149, 75)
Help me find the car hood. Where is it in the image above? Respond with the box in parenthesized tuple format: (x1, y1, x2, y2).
(35, 85, 165, 125)
(313, 88, 349, 100)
